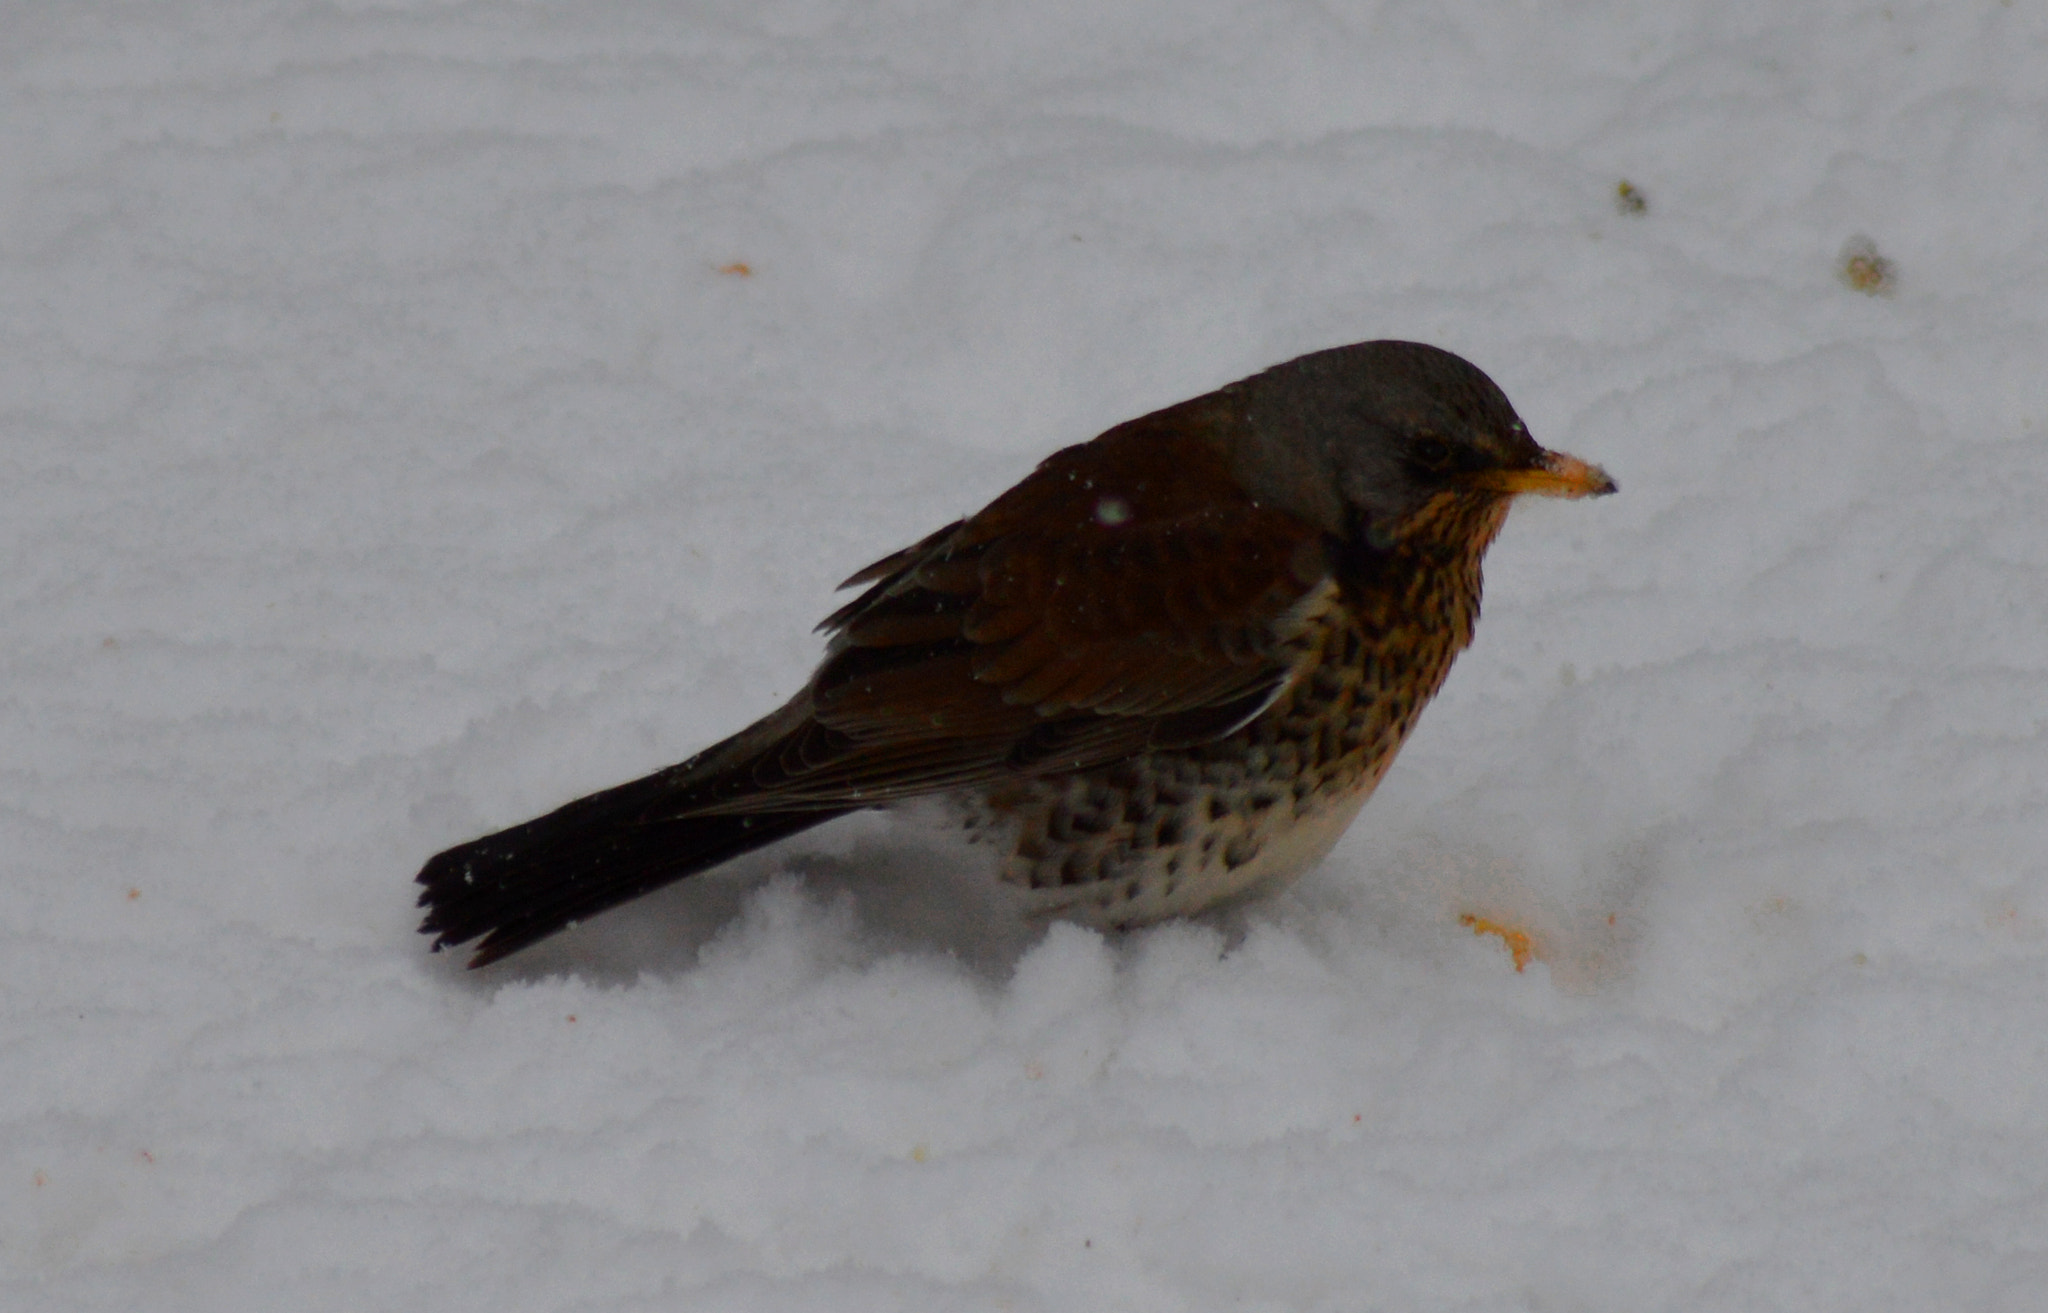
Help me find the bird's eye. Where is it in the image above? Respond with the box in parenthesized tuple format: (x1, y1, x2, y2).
(1412, 435, 1453, 470)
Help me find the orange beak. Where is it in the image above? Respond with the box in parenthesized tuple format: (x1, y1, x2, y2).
(1476, 449, 1617, 499)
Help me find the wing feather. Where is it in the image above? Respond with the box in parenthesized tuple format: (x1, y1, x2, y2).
(675, 394, 1333, 815)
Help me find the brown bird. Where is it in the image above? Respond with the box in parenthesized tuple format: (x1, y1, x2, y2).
(417, 341, 1615, 967)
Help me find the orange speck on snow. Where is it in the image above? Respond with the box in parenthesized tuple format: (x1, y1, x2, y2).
(1460, 913, 1537, 972)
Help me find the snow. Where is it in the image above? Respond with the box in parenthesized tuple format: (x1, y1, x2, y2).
(5, 1, 2047, 1308)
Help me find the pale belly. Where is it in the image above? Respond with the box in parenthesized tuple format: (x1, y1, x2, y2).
(953, 564, 1470, 930)
(1050, 781, 1373, 927)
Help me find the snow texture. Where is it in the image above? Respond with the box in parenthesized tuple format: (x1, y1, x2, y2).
(5, 2, 2047, 1309)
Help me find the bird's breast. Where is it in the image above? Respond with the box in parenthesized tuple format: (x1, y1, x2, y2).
(964, 573, 1473, 929)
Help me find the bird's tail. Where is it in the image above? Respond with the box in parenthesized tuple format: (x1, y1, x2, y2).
(416, 752, 849, 967)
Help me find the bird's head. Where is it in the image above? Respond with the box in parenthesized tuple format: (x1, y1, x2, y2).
(1229, 340, 1615, 551)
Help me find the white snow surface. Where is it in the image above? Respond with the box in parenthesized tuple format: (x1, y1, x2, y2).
(6, 3, 2048, 1309)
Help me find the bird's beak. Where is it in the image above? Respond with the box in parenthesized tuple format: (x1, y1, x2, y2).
(1476, 449, 1617, 499)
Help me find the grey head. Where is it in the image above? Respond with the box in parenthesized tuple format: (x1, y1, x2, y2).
(1223, 340, 1615, 539)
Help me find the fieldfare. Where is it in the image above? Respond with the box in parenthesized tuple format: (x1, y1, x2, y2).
(418, 341, 1615, 966)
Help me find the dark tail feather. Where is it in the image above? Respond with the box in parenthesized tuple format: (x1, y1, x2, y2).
(417, 768, 849, 967)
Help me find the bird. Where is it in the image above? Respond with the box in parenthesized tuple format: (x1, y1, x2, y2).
(417, 340, 1615, 967)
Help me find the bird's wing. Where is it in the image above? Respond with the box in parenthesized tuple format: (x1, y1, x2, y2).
(696, 404, 1337, 809)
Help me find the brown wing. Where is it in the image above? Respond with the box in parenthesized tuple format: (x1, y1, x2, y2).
(691, 394, 1335, 811)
